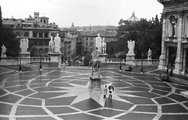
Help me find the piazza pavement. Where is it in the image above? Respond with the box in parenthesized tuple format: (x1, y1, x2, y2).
(0, 66, 188, 120)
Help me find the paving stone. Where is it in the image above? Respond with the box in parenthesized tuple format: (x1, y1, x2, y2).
(151, 89, 169, 96)
(6, 85, 27, 92)
(119, 87, 149, 92)
(162, 104, 188, 113)
(120, 96, 155, 104)
(69, 80, 88, 85)
(0, 103, 12, 115)
(45, 96, 77, 106)
(0, 89, 7, 96)
(0, 117, 9, 120)
(59, 113, 103, 120)
(105, 99, 133, 110)
(90, 108, 123, 117)
(152, 86, 172, 92)
(16, 106, 48, 115)
(47, 106, 78, 114)
(15, 89, 35, 96)
(133, 105, 158, 113)
(16, 117, 57, 120)
(168, 94, 186, 102)
(155, 97, 175, 104)
(29, 92, 66, 99)
(111, 81, 131, 87)
(49, 82, 73, 87)
(4, 81, 28, 87)
(34, 86, 65, 92)
(126, 92, 159, 98)
(72, 98, 102, 111)
(20, 98, 42, 106)
(159, 115, 188, 120)
(117, 113, 156, 120)
(0, 94, 21, 103)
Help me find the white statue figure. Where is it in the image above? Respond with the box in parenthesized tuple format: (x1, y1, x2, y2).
(1, 45, 7, 58)
(147, 48, 152, 60)
(95, 33, 102, 53)
(54, 33, 61, 53)
(48, 36, 55, 53)
(20, 38, 29, 53)
(127, 40, 135, 55)
(101, 37, 106, 53)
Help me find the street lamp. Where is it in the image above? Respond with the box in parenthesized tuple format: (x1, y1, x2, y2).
(39, 53, 42, 70)
(140, 52, 144, 74)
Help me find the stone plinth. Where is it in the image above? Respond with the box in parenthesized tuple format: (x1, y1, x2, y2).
(126, 54, 135, 66)
(20, 52, 31, 64)
(48, 53, 61, 68)
(99, 53, 107, 63)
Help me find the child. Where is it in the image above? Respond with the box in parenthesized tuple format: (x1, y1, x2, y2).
(108, 85, 114, 99)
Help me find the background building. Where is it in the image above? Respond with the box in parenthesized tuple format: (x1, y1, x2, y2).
(158, 0, 188, 75)
(3, 12, 59, 56)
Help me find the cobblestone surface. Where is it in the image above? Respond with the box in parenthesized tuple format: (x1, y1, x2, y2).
(0, 68, 188, 120)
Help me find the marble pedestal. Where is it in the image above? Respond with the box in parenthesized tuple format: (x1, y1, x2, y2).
(99, 53, 107, 63)
(126, 54, 135, 66)
(48, 53, 61, 68)
(20, 52, 31, 64)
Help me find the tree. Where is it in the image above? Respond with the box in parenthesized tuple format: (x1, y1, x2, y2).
(0, 6, 19, 57)
(0, 6, 3, 47)
(116, 16, 162, 59)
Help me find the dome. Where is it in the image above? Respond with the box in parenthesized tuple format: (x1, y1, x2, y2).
(128, 12, 139, 22)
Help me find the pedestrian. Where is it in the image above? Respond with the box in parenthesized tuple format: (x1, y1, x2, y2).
(62, 60, 66, 71)
(103, 85, 108, 99)
(108, 85, 114, 99)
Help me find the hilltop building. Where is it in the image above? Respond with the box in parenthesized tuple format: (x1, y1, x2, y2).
(158, 0, 188, 75)
(3, 12, 59, 56)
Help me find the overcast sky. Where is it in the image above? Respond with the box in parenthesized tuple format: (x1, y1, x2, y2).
(1, 0, 163, 27)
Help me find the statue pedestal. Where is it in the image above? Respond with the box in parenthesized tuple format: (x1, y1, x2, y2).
(99, 53, 107, 63)
(20, 52, 31, 64)
(48, 53, 61, 68)
(126, 54, 135, 66)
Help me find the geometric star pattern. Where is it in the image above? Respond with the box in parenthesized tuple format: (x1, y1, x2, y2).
(0, 68, 188, 120)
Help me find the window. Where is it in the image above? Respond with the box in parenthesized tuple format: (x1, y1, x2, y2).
(24, 32, 29, 37)
(45, 41, 48, 45)
(44, 32, 48, 38)
(39, 32, 43, 38)
(16, 32, 20, 37)
(33, 32, 37, 37)
(39, 41, 43, 46)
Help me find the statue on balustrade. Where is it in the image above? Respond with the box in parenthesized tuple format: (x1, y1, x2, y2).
(101, 37, 106, 54)
(147, 48, 152, 60)
(127, 40, 135, 55)
(54, 33, 61, 53)
(95, 34, 102, 53)
(48, 36, 55, 53)
(20, 38, 29, 53)
(1, 45, 7, 58)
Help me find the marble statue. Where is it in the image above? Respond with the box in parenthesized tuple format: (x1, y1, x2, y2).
(147, 48, 152, 60)
(48, 36, 55, 53)
(20, 38, 29, 53)
(95, 34, 102, 53)
(127, 40, 135, 55)
(1, 45, 7, 58)
(54, 33, 61, 53)
(101, 37, 106, 53)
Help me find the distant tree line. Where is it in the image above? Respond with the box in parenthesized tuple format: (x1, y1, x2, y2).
(0, 6, 19, 57)
(108, 15, 162, 59)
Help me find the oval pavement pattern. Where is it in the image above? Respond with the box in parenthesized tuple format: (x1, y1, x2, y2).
(0, 68, 188, 120)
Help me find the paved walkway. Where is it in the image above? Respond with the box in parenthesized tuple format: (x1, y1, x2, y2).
(0, 67, 188, 120)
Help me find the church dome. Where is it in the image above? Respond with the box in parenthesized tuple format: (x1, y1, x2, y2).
(127, 12, 139, 22)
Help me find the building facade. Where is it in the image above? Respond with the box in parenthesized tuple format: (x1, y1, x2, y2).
(3, 12, 59, 56)
(158, 0, 188, 75)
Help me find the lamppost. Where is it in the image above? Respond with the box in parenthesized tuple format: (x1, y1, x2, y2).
(140, 51, 144, 74)
(119, 51, 123, 71)
(39, 51, 42, 71)
(19, 52, 22, 72)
